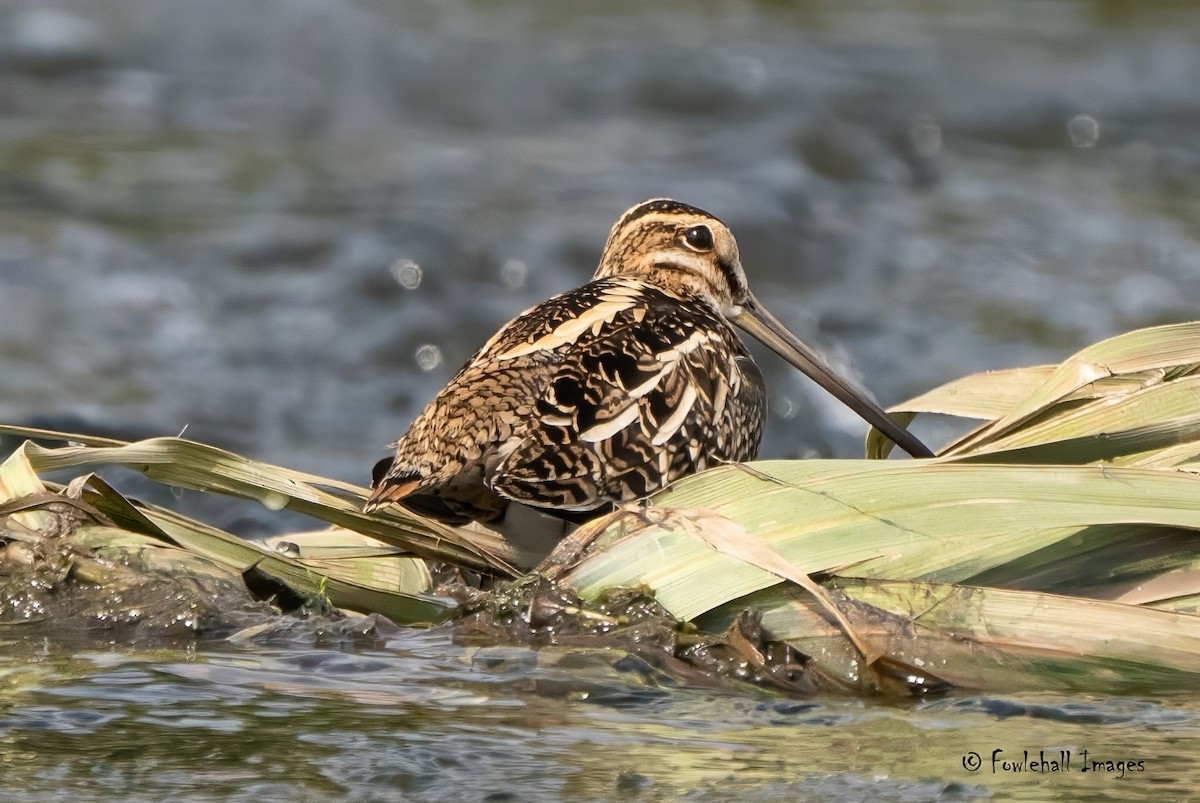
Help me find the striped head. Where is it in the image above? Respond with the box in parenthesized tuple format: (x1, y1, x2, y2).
(592, 198, 935, 459)
(593, 198, 749, 317)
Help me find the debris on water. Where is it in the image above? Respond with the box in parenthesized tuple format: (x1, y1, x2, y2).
(454, 575, 853, 696)
(0, 488, 277, 645)
(225, 610, 407, 648)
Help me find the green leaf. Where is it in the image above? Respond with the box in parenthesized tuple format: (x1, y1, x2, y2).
(4, 431, 520, 575)
(868, 321, 1200, 462)
(565, 461, 1200, 617)
(698, 580, 1200, 692)
(558, 460, 1200, 688)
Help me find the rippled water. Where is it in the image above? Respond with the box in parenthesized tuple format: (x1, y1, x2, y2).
(1, 0, 1199, 799)
(2, 630, 1198, 802)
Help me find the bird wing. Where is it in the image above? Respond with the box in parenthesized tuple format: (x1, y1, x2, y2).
(488, 285, 763, 510)
(363, 279, 659, 518)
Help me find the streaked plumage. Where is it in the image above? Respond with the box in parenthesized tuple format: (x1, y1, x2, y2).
(365, 199, 930, 524)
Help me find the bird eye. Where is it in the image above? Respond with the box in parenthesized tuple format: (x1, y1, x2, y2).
(681, 225, 714, 252)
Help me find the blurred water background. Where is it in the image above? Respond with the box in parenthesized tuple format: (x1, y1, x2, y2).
(1, 1, 1199, 800)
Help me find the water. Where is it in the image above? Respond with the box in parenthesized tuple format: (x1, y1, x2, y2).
(1, 1, 1199, 798)
(2, 630, 1197, 802)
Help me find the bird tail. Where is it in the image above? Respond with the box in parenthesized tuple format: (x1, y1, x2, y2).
(363, 463, 424, 513)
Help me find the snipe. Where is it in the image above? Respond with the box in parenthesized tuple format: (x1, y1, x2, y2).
(365, 199, 931, 524)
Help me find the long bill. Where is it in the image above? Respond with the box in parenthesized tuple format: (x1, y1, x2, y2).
(733, 295, 934, 458)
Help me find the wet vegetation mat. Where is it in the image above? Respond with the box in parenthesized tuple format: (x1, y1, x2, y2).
(2, 321, 1199, 697)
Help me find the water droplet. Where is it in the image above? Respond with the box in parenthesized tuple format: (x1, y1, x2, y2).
(1067, 114, 1100, 148)
(775, 395, 798, 421)
(274, 541, 301, 557)
(415, 344, 443, 371)
(259, 491, 289, 511)
(390, 258, 422, 289)
(500, 259, 528, 289)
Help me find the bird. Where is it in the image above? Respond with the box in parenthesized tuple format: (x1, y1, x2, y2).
(365, 198, 932, 525)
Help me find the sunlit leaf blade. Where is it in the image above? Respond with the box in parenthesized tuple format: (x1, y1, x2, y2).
(697, 581, 1200, 692)
(951, 377, 1200, 459)
(868, 321, 1200, 462)
(888, 365, 1058, 420)
(949, 414, 1200, 467)
(0, 455, 457, 626)
(964, 321, 1200, 448)
(865, 366, 1055, 458)
(262, 529, 434, 596)
(962, 523, 1200, 600)
(5, 432, 519, 576)
(68, 523, 259, 588)
(0, 425, 130, 449)
(241, 549, 454, 625)
(1119, 441, 1200, 471)
(0, 447, 55, 534)
(562, 460, 1200, 629)
(77, 474, 454, 624)
(560, 474, 1200, 688)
